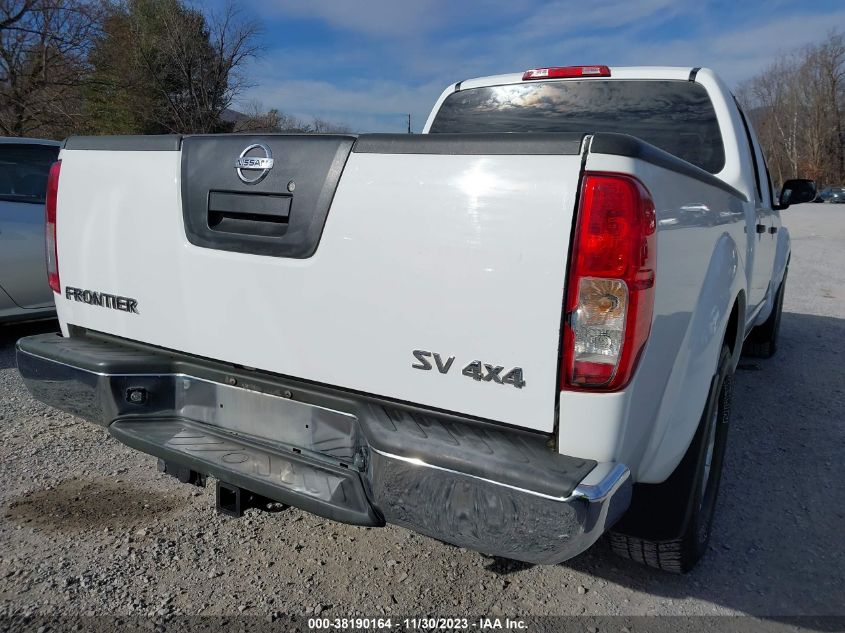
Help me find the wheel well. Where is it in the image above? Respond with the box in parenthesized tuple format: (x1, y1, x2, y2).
(725, 293, 744, 357)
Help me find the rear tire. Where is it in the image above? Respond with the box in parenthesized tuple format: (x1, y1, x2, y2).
(609, 345, 733, 573)
(743, 268, 787, 358)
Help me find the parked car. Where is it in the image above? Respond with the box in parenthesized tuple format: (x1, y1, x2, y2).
(16, 66, 815, 573)
(0, 137, 60, 323)
(814, 186, 845, 203)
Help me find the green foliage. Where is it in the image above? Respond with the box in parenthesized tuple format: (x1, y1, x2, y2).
(85, 0, 251, 134)
(83, 3, 146, 134)
(2, 0, 356, 138)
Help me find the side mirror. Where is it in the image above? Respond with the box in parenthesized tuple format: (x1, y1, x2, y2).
(776, 179, 816, 209)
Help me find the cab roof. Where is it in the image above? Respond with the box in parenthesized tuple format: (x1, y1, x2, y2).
(0, 137, 61, 146)
(458, 66, 699, 91)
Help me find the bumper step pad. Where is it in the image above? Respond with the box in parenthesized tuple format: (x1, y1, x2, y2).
(110, 418, 381, 526)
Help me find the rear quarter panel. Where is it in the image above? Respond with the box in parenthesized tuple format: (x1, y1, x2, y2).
(558, 151, 748, 483)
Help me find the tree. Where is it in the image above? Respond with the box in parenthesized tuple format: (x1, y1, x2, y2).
(86, 0, 261, 134)
(311, 116, 350, 134)
(738, 30, 845, 187)
(0, 0, 102, 138)
(233, 100, 352, 134)
(810, 32, 845, 184)
(2, 0, 346, 138)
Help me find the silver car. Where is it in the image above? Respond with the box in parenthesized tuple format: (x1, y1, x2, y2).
(0, 137, 61, 323)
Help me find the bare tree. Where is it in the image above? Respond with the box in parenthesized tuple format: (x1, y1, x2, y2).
(232, 100, 288, 133)
(738, 30, 845, 187)
(0, 0, 36, 30)
(233, 100, 352, 134)
(811, 31, 845, 183)
(311, 116, 350, 133)
(0, 0, 102, 137)
(84, 0, 263, 134)
(0, 0, 358, 138)
(138, 0, 262, 133)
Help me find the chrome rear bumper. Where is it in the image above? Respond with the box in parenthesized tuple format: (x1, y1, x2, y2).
(16, 332, 631, 564)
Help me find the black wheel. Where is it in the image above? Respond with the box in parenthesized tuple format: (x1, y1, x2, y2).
(743, 268, 787, 358)
(609, 345, 734, 573)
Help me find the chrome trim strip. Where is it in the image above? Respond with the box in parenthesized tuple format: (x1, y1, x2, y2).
(572, 462, 631, 502)
(367, 449, 632, 565)
(370, 448, 629, 504)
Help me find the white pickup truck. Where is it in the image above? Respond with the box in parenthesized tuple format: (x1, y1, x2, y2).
(16, 66, 815, 573)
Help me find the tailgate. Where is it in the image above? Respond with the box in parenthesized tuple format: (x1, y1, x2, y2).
(53, 133, 584, 432)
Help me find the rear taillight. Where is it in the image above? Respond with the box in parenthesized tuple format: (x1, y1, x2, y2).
(562, 173, 656, 391)
(523, 66, 610, 81)
(45, 160, 61, 293)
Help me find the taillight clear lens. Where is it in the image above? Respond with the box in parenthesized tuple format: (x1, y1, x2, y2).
(570, 277, 628, 386)
(562, 173, 656, 390)
(45, 160, 61, 293)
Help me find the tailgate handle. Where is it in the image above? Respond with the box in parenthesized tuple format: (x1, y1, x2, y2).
(207, 191, 291, 238)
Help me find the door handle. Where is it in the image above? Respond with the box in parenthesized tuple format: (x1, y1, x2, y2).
(756, 224, 767, 234)
(206, 191, 291, 238)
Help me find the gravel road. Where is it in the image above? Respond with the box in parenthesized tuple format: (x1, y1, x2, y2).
(0, 203, 843, 625)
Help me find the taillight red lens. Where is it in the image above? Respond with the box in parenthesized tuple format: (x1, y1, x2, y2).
(45, 160, 61, 293)
(523, 66, 610, 81)
(562, 173, 656, 390)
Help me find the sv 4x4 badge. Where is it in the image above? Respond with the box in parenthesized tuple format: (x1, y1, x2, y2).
(412, 350, 526, 389)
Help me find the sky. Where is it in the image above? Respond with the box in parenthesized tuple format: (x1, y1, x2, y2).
(202, 0, 845, 133)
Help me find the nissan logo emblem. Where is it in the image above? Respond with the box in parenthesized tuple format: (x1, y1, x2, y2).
(234, 143, 274, 184)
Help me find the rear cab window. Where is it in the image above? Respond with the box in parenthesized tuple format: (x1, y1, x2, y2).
(429, 80, 725, 174)
(0, 144, 60, 204)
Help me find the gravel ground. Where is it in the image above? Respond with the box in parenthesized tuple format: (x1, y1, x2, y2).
(0, 203, 843, 624)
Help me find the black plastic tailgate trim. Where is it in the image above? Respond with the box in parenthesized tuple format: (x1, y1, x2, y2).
(354, 133, 584, 155)
(63, 135, 182, 151)
(590, 132, 746, 201)
(181, 134, 355, 259)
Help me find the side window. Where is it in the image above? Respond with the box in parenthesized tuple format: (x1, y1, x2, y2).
(764, 160, 777, 208)
(747, 127, 772, 208)
(735, 103, 763, 203)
